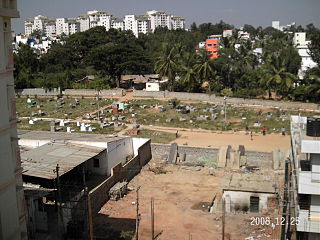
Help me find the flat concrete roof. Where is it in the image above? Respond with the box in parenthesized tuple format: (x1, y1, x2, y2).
(18, 130, 125, 143)
(21, 142, 105, 179)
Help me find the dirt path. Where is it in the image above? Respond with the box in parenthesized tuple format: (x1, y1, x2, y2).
(135, 125, 291, 152)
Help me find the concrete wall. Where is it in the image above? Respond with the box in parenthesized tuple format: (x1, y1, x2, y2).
(64, 89, 124, 97)
(16, 88, 60, 96)
(89, 139, 152, 214)
(16, 88, 124, 97)
(133, 90, 320, 111)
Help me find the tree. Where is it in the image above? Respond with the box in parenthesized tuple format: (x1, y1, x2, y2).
(304, 66, 320, 101)
(14, 43, 39, 88)
(155, 44, 179, 91)
(260, 55, 297, 98)
(193, 49, 217, 93)
(308, 28, 320, 64)
(30, 29, 45, 39)
(190, 22, 198, 32)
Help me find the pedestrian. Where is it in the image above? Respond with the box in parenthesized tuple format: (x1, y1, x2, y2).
(281, 127, 286, 136)
(176, 130, 179, 138)
(250, 131, 253, 141)
(262, 127, 266, 136)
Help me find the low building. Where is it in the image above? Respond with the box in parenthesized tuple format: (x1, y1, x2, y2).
(18, 130, 152, 237)
(223, 30, 233, 38)
(206, 36, 221, 59)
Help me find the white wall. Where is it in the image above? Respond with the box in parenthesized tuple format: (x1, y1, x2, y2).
(132, 137, 149, 155)
(146, 82, 160, 91)
(106, 138, 133, 175)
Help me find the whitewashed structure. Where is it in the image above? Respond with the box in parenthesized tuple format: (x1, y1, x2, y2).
(0, 0, 28, 238)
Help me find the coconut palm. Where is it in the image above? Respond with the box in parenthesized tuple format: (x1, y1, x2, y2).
(154, 44, 179, 91)
(260, 55, 297, 98)
(193, 49, 217, 93)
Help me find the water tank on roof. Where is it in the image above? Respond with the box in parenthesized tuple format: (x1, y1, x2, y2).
(306, 117, 320, 137)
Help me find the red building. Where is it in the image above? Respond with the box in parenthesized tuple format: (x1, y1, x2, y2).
(205, 35, 221, 59)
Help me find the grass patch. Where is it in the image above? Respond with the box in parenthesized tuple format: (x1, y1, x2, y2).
(132, 129, 176, 144)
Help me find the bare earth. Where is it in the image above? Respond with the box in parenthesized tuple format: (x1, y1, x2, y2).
(97, 162, 281, 240)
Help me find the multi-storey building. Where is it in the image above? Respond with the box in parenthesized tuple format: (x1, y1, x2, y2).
(78, 14, 90, 32)
(206, 35, 221, 59)
(147, 10, 172, 31)
(44, 19, 56, 36)
(111, 18, 125, 31)
(288, 116, 320, 240)
(171, 16, 185, 30)
(0, 0, 28, 239)
(24, 10, 185, 38)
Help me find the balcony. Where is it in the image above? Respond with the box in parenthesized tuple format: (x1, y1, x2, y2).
(298, 171, 320, 195)
(0, 0, 19, 18)
(297, 209, 320, 233)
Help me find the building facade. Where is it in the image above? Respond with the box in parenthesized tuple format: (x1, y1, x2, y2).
(0, 0, 28, 239)
(288, 116, 320, 240)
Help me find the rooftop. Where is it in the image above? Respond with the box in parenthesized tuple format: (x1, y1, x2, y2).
(21, 142, 105, 179)
(18, 129, 125, 144)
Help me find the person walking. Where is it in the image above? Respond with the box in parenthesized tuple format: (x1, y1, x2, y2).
(176, 130, 179, 138)
(281, 127, 286, 136)
(250, 131, 253, 141)
(262, 127, 266, 136)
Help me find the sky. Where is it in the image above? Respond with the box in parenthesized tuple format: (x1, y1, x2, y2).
(12, 0, 320, 34)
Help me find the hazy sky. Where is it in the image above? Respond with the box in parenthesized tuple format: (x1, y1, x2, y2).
(12, 0, 320, 33)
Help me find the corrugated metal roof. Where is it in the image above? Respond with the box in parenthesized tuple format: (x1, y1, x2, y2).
(21, 142, 105, 179)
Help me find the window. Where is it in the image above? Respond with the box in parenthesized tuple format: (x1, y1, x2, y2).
(250, 196, 259, 212)
(93, 158, 100, 168)
(147, 84, 152, 88)
(207, 44, 212, 47)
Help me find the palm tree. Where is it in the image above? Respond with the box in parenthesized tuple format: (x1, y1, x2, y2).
(181, 67, 198, 92)
(154, 44, 179, 91)
(193, 50, 217, 93)
(305, 67, 320, 100)
(260, 55, 297, 98)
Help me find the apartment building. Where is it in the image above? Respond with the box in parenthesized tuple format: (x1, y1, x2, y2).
(111, 18, 125, 30)
(24, 10, 185, 38)
(171, 16, 185, 30)
(206, 35, 221, 59)
(293, 32, 318, 79)
(288, 116, 320, 240)
(0, 0, 28, 239)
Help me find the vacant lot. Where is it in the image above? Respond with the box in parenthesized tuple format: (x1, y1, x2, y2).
(96, 158, 282, 240)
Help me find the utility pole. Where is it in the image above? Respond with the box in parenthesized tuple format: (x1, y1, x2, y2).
(135, 186, 141, 240)
(97, 90, 100, 123)
(151, 198, 154, 240)
(222, 198, 225, 240)
(224, 96, 227, 130)
(281, 160, 289, 240)
(54, 164, 65, 237)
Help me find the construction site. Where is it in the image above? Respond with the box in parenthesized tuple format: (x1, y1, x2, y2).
(95, 143, 287, 240)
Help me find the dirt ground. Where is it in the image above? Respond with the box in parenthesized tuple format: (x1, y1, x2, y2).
(97, 159, 283, 240)
(139, 125, 291, 152)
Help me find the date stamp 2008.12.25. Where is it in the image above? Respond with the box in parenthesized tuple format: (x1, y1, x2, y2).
(250, 217, 300, 226)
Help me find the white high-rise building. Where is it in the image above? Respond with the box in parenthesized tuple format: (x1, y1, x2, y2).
(0, 0, 28, 239)
(272, 20, 280, 30)
(137, 15, 151, 35)
(44, 20, 56, 36)
(87, 10, 112, 30)
(78, 14, 90, 32)
(55, 17, 67, 35)
(171, 16, 185, 30)
(111, 18, 125, 31)
(24, 18, 33, 35)
(147, 10, 172, 31)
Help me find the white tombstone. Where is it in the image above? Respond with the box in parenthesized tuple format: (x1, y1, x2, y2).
(27, 98, 32, 104)
(77, 121, 80, 127)
(80, 123, 87, 132)
(88, 126, 92, 132)
(28, 119, 34, 125)
(67, 127, 72, 133)
(59, 120, 65, 127)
